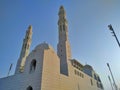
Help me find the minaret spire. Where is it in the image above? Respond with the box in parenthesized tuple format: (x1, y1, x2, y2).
(58, 6, 66, 19)
(58, 6, 68, 32)
(15, 25, 32, 74)
(57, 6, 71, 76)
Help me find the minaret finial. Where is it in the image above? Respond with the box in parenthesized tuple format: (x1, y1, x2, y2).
(59, 5, 65, 11)
(15, 25, 32, 74)
(58, 5, 67, 26)
(28, 25, 32, 30)
(58, 5, 66, 18)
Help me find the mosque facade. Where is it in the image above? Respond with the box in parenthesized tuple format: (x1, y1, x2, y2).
(0, 6, 104, 90)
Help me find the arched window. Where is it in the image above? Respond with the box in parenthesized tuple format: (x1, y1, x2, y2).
(30, 59, 37, 73)
(27, 86, 33, 90)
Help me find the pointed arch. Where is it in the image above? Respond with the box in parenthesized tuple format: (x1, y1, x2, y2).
(27, 86, 33, 90)
(30, 59, 37, 73)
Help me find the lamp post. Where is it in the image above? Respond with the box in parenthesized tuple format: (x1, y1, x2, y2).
(108, 75, 114, 90)
(107, 63, 118, 90)
(108, 24, 120, 47)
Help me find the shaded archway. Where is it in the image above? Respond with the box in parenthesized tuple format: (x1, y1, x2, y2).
(27, 86, 33, 90)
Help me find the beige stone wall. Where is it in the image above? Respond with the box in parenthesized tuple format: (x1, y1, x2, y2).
(41, 47, 60, 90)
(40, 45, 103, 90)
(62, 61, 103, 90)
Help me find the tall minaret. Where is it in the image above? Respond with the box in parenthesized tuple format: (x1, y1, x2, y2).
(15, 25, 32, 74)
(57, 6, 71, 75)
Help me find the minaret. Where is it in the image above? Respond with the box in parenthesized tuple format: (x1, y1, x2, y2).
(57, 6, 71, 75)
(15, 25, 32, 74)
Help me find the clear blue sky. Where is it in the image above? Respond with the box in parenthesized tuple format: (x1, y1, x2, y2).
(0, 0, 120, 90)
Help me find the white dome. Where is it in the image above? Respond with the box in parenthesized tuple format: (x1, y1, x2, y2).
(34, 42, 54, 51)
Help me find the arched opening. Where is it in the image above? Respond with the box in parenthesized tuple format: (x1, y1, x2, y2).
(30, 59, 37, 73)
(27, 86, 33, 90)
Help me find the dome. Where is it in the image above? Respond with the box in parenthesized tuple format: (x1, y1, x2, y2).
(35, 42, 53, 50)
(84, 64, 93, 71)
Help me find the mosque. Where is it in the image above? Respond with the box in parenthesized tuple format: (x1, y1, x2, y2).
(0, 6, 104, 90)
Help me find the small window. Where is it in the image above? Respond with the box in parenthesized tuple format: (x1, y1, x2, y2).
(82, 74, 84, 78)
(77, 71, 79, 76)
(90, 79, 93, 86)
(27, 86, 33, 90)
(30, 59, 37, 73)
(79, 73, 81, 77)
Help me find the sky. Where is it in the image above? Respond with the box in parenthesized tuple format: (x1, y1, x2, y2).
(0, 0, 120, 90)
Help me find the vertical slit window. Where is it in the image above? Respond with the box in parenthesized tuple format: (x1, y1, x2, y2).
(30, 59, 37, 73)
(60, 25, 62, 31)
(63, 25, 65, 31)
(90, 79, 93, 86)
